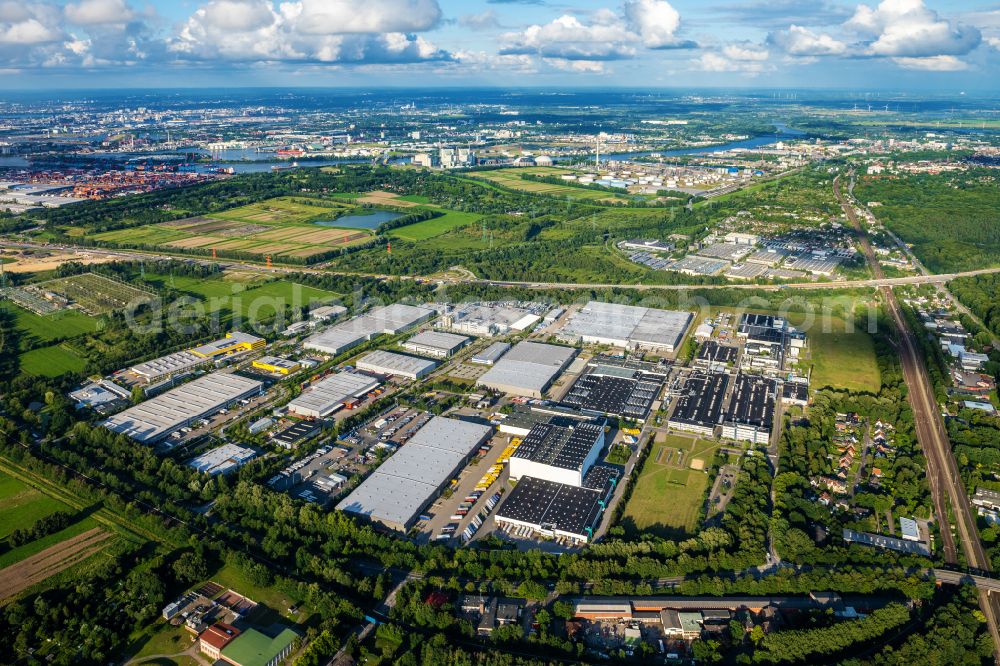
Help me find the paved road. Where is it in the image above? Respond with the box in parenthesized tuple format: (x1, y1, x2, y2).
(5, 239, 1000, 294)
(836, 171, 1000, 662)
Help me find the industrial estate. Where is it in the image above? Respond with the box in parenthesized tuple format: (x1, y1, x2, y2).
(0, 73, 999, 666)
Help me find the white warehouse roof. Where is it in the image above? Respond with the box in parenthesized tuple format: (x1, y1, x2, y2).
(288, 372, 380, 418)
(404, 330, 469, 354)
(102, 373, 263, 443)
(303, 303, 436, 355)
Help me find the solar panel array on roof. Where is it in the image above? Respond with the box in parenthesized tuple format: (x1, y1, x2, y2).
(724, 374, 777, 429)
(669, 372, 729, 430)
(513, 422, 605, 471)
(495, 475, 611, 541)
(561, 368, 663, 420)
(696, 341, 738, 365)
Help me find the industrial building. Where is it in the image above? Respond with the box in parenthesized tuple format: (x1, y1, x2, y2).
(190, 331, 265, 358)
(558, 301, 692, 353)
(694, 341, 738, 371)
(304, 303, 436, 355)
(781, 381, 809, 406)
(403, 330, 470, 358)
(720, 374, 777, 444)
(477, 341, 577, 398)
(251, 356, 301, 375)
(188, 444, 257, 476)
(220, 627, 299, 666)
(471, 341, 511, 365)
(561, 360, 666, 421)
(497, 404, 595, 437)
(337, 416, 493, 531)
(737, 313, 787, 371)
(287, 372, 380, 418)
(102, 373, 264, 443)
(494, 467, 617, 544)
(509, 421, 605, 487)
(441, 302, 543, 337)
(271, 421, 321, 449)
(355, 350, 438, 380)
(667, 372, 730, 437)
(129, 349, 207, 383)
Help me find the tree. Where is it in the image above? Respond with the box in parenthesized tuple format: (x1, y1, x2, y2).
(131, 385, 145, 404)
(172, 551, 208, 584)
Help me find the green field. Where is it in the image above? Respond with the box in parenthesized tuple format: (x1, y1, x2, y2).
(138, 275, 338, 320)
(0, 302, 100, 342)
(808, 323, 880, 393)
(19, 343, 87, 377)
(0, 516, 98, 569)
(0, 471, 69, 539)
(621, 435, 718, 537)
(210, 196, 347, 225)
(469, 168, 630, 201)
(387, 211, 481, 240)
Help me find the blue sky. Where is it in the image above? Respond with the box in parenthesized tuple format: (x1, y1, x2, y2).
(0, 0, 998, 89)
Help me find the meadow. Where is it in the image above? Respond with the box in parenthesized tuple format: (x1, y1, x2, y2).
(386, 210, 481, 241)
(621, 435, 719, 537)
(0, 471, 68, 539)
(807, 320, 881, 393)
(0, 302, 100, 343)
(19, 343, 88, 377)
(468, 167, 632, 202)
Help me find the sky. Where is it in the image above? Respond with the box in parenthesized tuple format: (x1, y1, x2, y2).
(0, 0, 999, 90)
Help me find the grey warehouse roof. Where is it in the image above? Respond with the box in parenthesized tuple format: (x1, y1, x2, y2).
(478, 341, 577, 396)
(559, 301, 692, 351)
(405, 330, 469, 352)
(102, 373, 263, 443)
(337, 416, 493, 529)
(288, 372, 379, 417)
(356, 350, 437, 378)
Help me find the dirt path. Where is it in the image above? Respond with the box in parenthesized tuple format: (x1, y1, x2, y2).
(0, 527, 112, 600)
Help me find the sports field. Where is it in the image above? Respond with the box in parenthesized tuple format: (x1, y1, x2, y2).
(0, 302, 100, 342)
(0, 471, 69, 539)
(621, 434, 719, 537)
(808, 319, 880, 393)
(19, 344, 87, 377)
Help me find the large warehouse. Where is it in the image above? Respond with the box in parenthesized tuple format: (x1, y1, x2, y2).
(102, 373, 264, 443)
(477, 341, 577, 398)
(441, 303, 543, 337)
(495, 467, 618, 544)
(558, 301, 693, 353)
(667, 372, 730, 437)
(508, 421, 605, 487)
(403, 330, 470, 358)
(287, 372, 380, 418)
(561, 359, 667, 422)
(337, 416, 493, 532)
(355, 350, 438, 380)
(721, 374, 777, 444)
(304, 303, 436, 356)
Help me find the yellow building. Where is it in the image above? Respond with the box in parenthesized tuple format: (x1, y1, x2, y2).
(191, 332, 266, 358)
(252, 356, 301, 375)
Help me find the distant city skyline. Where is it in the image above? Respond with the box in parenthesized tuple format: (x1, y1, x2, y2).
(1, 0, 998, 90)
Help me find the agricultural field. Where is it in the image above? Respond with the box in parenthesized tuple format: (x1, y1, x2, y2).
(621, 434, 719, 537)
(0, 471, 68, 539)
(91, 196, 375, 261)
(34, 272, 155, 316)
(469, 167, 631, 202)
(0, 526, 112, 601)
(19, 343, 88, 377)
(806, 319, 880, 393)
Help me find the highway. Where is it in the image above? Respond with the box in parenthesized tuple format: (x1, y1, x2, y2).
(4, 238, 1000, 294)
(835, 171, 1000, 662)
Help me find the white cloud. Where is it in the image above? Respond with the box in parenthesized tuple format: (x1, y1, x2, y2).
(500, 3, 693, 62)
(64, 0, 135, 26)
(694, 42, 772, 74)
(500, 13, 635, 60)
(545, 57, 606, 73)
(293, 0, 442, 35)
(0, 17, 60, 45)
(458, 10, 500, 31)
(892, 54, 969, 71)
(768, 25, 846, 56)
(986, 36, 1000, 51)
(623, 0, 693, 49)
(170, 0, 449, 64)
(846, 0, 980, 57)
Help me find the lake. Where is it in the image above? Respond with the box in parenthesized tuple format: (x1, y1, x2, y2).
(314, 210, 403, 229)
